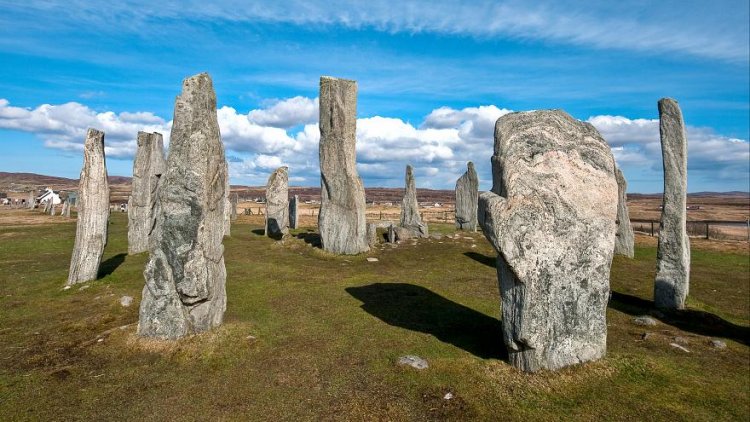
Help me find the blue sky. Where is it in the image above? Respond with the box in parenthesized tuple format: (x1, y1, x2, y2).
(0, 0, 748, 192)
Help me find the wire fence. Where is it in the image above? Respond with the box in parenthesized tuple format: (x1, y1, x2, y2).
(631, 219, 750, 241)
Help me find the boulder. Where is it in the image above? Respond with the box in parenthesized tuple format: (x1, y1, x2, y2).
(455, 161, 479, 231)
(317, 76, 369, 254)
(138, 73, 227, 339)
(654, 98, 690, 309)
(127, 132, 166, 254)
(265, 166, 289, 238)
(613, 167, 635, 257)
(399, 165, 428, 237)
(67, 129, 110, 285)
(478, 110, 618, 372)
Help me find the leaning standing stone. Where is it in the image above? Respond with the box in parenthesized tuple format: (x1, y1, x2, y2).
(318, 76, 369, 254)
(127, 132, 166, 254)
(289, 195, 299, 229)
(613, 167, 635, 257)
(654, 98, 690, 309)
(455, 161, 479, 231)
(399, 165, 428, 237)
(265, 166, 289, 237)
(67, 129, 110, 285)
(478, 110, 618, 372)
(138, 73, 227, 339)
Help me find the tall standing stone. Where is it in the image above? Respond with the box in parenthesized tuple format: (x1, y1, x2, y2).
(62, 200, 71, 218)
(224, 166, 231, 237)
(399, 165, 428, 237)
(230, 192, 238, 221)
(43, 199, 52, 214)
(455, 161, 479, 231)
(655, 98, 690, 309)
(318, 76, 368, 254)
(138, 73, 227, 339)
(67, 129, 110, 285)
(27, 191, 34, 209)
(265, 166, 289, 237)
(478, 110, 618, 372)
(127, 132, 166, 254)
(289, 194, 299, 229)
(613, 167, 635, 258)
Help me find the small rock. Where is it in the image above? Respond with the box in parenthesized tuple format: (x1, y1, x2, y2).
(430, 234, 443, 240)
(63, 285, 71, 291)
(471, 244, 477, 248)
(366, 257, 379, 262)
(119, 296, 134, 307)
(709, 339, 727, 349)
(397, 355, 428, 370)
(669, 343, 690, 353)
(632, 316, 657, 326)
(97, 338, 104, 343)
(641, 332, 652, 340)
(246, 335, 256, 342)
(673, 336, 689, 345)
(462, 237, 473, 240)
(78, 285, 90, 291)
(443, 392, 454, 400)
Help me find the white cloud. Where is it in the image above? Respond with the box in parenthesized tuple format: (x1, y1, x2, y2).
(247, 96, 318, 128)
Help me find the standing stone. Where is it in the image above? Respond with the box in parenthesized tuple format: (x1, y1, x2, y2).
(399, 165, 428, 237)
(138, 73, 227, 339)
(289, 195, 299, 229)
(67, 129, 110, 285)
(613, 167, 635, 258)
(43, 199, 52, 214)
(655, 98, 690, 309)
(478, 110, 618, 372)
(224, 166, 231, 237)
(230, 192, 238, 221)
(127, 132, 166, 254)
(366, 222, 378, 247)
(387, 224, 396, 243)
(265, 166, 289, 237)
(62, 200, 71, 218)
(455, 161, 479, 231)
(27, 191, 34, 209)
(318, 76, 368, 254)
(49, 201, 56, 216)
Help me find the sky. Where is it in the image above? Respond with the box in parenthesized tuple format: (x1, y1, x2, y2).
(0, 0, 748, 193)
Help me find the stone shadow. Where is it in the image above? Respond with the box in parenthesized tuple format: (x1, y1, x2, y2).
(464, 252, 496, 268)
(97, 253, 126, 279)
(346, 282, 505, 359)
(295, 231, 321, 248)
(250, 229, 265, 236)
(609, 291, 749, 345)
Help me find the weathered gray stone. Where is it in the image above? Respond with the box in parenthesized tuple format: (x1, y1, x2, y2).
(127, 132, 166, 254)
(632, 316, 658, 326)
(455, 161, 479, 231)
(387, 224, 396, 243)
(366, 222, 378, 247)
(43, 199, 52, 214)
(289, 195, 299, 229)
(399, 165, 428, 238)
(120, 295, 134, 307)
(138, 73, 227, 339)
(230, 193, 238, 221)
(67, 129, 110, 285)
(709, 339, 727, 349)
(265, 166, 289, 237)
(49, 201, 56, 216)
(318, 76, 369, 254)
(224, 165, 231, 237)
(27, 191, 34, 209)
(655, 98, 690, 310)
(478, 110, 618, 372)
(613, 167, 635, 258)
(61, 200, 71, 218)
(397, 355, 428, 370)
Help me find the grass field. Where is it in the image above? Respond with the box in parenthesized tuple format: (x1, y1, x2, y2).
(0, 210, 748, 421)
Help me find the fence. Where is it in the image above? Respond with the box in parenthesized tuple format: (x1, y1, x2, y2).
(631, 219, 750, 241)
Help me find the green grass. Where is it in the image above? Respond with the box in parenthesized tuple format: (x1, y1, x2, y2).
(0, 211, 748, 421)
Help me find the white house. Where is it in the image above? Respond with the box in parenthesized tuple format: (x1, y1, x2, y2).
(37, 187, 62, 205)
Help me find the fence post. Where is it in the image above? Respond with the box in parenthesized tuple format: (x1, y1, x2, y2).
(650, 221, 654, 236)
(379, 210, 382, 220)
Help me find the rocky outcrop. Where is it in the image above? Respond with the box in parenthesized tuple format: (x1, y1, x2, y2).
(399, 165, 428, 237)
(478, 110, 618, 372)
(455, 161, 479, 231)
(318, 76, 368, 254)
(289, 195, 299, 229)
(138, 73, 227, 339)
(654, 98, 690, 309)
(613, 167, 635, 257)
(127, 132, 166, 254)
(265, 166, 289, 238)
(67, 129, 110, 285)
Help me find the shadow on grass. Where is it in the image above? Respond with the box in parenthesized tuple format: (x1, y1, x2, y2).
(296, 231, 321, 248)
(97, 253, 126, 279)
(346, 282, 505, 359)
(464, 252, 496, 268)
(609, 291, 750, 345)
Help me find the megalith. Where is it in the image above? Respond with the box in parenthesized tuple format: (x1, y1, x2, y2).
(265, 166, 289, 238)
(478, 110, 618, 372)
(127, 132, 166, 254)
(289, 194, 299, 229)
(455, 161, 479, 231)
(224, 166, 231, 237)
(27, 191, 34, 209)
(67, 129, 110, 285)
(138, 73, 227, 339)
(654, 98, 690, 309)
(230, 192, 238, 221)
(613, 167, 635, 258)
(399, 165, 428, 237)
(318, 76, 368, 254)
